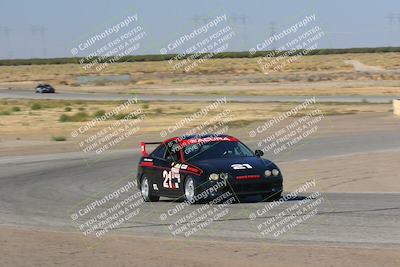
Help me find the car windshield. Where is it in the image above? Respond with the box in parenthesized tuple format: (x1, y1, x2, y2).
(184, 141, 254, 161)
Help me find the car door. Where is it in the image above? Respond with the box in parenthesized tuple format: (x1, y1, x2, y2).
(147, 143, 183, 198)
(159, 145, 182, 197)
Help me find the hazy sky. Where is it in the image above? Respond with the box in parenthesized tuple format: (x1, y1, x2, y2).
(0, 0, 399, 59)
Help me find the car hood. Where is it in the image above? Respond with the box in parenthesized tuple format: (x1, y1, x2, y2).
(188, 156, 278, 175)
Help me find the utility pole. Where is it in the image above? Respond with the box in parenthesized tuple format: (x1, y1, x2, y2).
(38, 26, 47, 57)
(31, 25, 39, 57)
(191, 14, 202, 26)
(386, 12, 395, 29)
(0, 26, 12, 58)
(235, 14, 249, 50)
(269, 21, 276, 50)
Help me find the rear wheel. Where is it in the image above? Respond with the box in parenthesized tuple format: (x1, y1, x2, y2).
(141, 177, 159, 202)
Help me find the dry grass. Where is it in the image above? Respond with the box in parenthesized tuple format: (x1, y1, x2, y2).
(2, 52, 400, 97)
(0, 99, 390, 143)
(1, 52, 400, 84)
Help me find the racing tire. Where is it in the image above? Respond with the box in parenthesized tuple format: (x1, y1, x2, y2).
(232, 194, 245, 203)
(184, 177, 200, 204)
(141, 176, 159, 202)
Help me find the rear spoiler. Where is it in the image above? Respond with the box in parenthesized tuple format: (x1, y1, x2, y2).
(140, 141, 162, 157)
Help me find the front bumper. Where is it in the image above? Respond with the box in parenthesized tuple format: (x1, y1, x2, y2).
(198, 175, 283, 198)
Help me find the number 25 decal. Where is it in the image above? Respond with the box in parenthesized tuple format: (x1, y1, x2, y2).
(231, 163, 253, 170)
(163, 170, 180, 189)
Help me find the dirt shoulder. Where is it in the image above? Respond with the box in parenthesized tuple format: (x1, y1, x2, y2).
(0, 226, 399, 267)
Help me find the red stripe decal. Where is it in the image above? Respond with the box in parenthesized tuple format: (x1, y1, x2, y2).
(140, 162, 154, 167)
(180, 137, 238, 147)
(236, 175, 261, 180)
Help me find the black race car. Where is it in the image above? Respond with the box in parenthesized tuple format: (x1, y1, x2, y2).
(35, 83, 55, 93)
(137, 134, 283, 203)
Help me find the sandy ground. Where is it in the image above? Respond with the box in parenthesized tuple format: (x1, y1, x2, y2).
(281, 149, 400, 192)
(0, 107, 394, 157)
(0, 98, 392, 157)
(0, 226, 399, 267)
(344, 60, 384, 72)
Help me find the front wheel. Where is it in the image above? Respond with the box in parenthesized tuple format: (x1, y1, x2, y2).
(184, 177, 199, 204)
(141, 177, 159, 202)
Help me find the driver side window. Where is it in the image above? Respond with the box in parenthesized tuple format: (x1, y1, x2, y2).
(165, 145, 181, 162)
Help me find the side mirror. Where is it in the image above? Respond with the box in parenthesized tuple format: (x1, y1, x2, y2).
(254, 150, 264, 157)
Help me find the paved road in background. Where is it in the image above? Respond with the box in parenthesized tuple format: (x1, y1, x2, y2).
(0, 89, 397, 103)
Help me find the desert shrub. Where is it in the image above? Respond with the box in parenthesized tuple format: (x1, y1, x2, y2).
(94, 110, 106, 117)
(154, 108, 163, 114)
(0, 110, 11, 115)
(59, 112, 89, 122)
(112, 113, 131, 120)
(31, 103, 42, 110)
(59, 114, 69, 122)
(52, 136, 66, 141)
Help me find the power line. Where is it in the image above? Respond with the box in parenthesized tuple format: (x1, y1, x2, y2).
(191, 14, 248, 26)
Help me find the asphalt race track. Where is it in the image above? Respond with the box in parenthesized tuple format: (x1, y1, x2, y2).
(0, 88, 396, 103)
(1, 133, 399, 246)
(1, 92, 399, 245)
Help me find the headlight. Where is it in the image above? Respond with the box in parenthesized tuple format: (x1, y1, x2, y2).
(209, 173, 219, 181)
(272, 169, 280, 176)
(264, 170, 272, 177)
